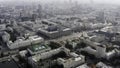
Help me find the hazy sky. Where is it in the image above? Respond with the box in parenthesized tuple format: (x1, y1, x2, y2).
(0, 0, 120, 5)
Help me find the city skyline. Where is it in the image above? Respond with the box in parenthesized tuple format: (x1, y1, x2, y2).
(0, 0, 120, 5)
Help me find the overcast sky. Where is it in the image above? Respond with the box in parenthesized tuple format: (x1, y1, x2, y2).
(0, 0, 120, 5)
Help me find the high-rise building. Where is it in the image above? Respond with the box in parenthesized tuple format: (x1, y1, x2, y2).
(37, 4, 42, 18)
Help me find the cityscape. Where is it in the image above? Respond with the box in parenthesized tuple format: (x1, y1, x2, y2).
(0, 0, 120, 68)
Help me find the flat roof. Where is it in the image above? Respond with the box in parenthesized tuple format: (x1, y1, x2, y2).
(29, 43, 50, 52)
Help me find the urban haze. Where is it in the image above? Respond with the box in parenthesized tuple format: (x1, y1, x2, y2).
(0, 0, 120, 68)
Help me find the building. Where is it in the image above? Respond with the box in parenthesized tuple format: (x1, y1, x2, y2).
(38, 27, 72, 39)
(7, 35, 44, 49)
(37, 20, 72, 39)
(1, 31, 10, 43)
(28, 46, 85, 68)
(76, 64, 89, 68)
(96, 62, 112, 68)
(80, 38, 120, 59)
(57, 53, 85, 68)
(28, 47, 71, 68)
(0, 24, 6, 31)
(28, 43, 51, 55)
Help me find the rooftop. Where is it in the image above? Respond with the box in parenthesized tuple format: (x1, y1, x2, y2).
(29, 43, 50, 52)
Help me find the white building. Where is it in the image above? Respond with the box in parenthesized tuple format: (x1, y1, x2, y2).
(38, 28, 72, 39)
(2, 32, 10, 43)
(7, 35, 44, 49)
(76, 64, 89, 68)
(28, 47, 70, 68)
(96, 62, 112, 68)
(0, 24, 6, 31)
(57, 54, 85, 68)
(81, 38, 120, 59)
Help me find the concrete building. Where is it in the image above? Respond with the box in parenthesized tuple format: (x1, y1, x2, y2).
(7, 35, 44, 49)
(76, 64, 89, 68)
(28, 47, 84, 68)
(28, 47, 70, 68)
(80, 38, 120, 59)
(96, 62, 113, 68)
(0, 24, 6, 31)
(28, 43, 51, 55)
(1, 31, 10, 43)
(36, 19, 72, 39)
(38, 27, 72, 39)
(57, 53, 85, 68)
